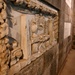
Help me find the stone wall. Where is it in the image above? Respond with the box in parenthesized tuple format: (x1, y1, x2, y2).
(44, 0, 74, 71)
(0, 0, 74, 75)
(58, 0, 74, 71)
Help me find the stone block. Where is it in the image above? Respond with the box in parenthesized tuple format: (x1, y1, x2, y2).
(44, 49, 53, 69)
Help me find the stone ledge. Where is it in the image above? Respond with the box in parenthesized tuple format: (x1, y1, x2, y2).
(8, 43, 59, 75)
(8, 59, 31, 75)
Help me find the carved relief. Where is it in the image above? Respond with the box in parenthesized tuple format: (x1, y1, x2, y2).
(30, 13, 58, 55)
(10, 0, 57, 15)
(30, 15, 51, 54)
(31, 19, 39, 54)
(0, 1, 10, 75)
(0, 0, 59, 74)
(53, 16, 59, 40)
(48, 17, 55, 45)
(0, 1, 23, 74)
(8, 14, 23, 66)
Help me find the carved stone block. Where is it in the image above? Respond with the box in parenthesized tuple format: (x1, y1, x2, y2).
(1, 1, 59, 75)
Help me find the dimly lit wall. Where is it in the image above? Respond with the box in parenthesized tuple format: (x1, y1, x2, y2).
(11, 0, 74, 75)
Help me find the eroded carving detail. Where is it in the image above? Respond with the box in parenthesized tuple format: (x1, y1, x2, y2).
(30, 14, 58, 55)
(0, 1, 10, 75)
(0, 1, 23, 75)
(9, 0, 58, 16)
(31, 15, 50, 54)
(7, 16, 23, 66)
(53, 16, 59, 40)
(0, 0, 59, 74)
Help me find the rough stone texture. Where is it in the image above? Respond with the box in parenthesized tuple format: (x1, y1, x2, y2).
(9, 0, 74, 75)
(0, 1, 23, 74)
(15, 44, 59, 75)
(0, 0, 74, 75)
(0, 1, 10, 75)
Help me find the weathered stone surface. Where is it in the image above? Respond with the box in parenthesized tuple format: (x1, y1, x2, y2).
(50, 59, 57, 75)
(44, 49, 53, 69)
(0, 0, 73, 75)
